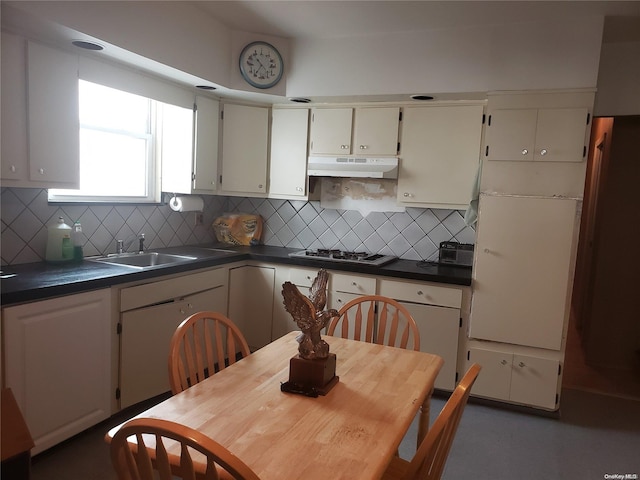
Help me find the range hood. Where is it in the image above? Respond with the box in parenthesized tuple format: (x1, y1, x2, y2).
(307, 156, 398, 179)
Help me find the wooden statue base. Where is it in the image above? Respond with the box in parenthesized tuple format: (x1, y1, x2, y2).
(289, 353, 339, 395)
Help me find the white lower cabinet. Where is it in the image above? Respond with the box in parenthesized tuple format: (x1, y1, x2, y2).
(118, 269, 228, 408)
(378, 279, 462, 391)
(328, 272, 377, 311)
(467, 346, 560, 410)
(3, 289, 112, 455)
(228, 265, 275, 351)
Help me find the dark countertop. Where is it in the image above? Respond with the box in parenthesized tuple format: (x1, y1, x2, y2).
(1, 244, 471, 306)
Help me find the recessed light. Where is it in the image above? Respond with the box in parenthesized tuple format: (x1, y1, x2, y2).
(196, 85, 217, 91)
(410, 94, 435, 101)
(72, 40, 104, 51)
(289, 97, 311, 103)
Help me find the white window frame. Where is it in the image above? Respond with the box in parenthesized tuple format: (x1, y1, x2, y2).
(48, 55, 195, 204)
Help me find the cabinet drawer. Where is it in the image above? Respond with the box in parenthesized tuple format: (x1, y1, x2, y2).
(289, 268, 321, 288)
(331, 273, 376, 295)
(378, 279, 462, 308)
(120, 268, 227, 312)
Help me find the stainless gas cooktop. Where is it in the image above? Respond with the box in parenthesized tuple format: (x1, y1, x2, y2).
(288, 249, 397, 267)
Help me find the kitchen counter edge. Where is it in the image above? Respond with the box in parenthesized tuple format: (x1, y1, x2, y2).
(1, 245, 471, 306)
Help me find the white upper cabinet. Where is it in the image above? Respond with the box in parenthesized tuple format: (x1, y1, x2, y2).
(485, 107, 590, 162)
(193, 96, 220, 192)
(310, 108, 353, 155)
(398, 104, 484, 209)
(1, 32, 28, 182)
(480, 90, 595, 197)
(2, 35, 80, 188)
(28, 41, 80, 186)
(310, 106, 399, 156)
(161, 95, 219, 194)
(269, 108, 309, 199)
(352, 106, 400, 155)
(220, 103, 269, 196)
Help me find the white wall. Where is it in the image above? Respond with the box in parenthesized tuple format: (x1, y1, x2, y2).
(5, 2, 605, 99)
(287, 16, 604, 97)
(594, 41, 640, 116)
(4, 1, 234, 86)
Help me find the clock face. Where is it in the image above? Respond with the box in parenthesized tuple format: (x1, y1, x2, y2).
(239, 41, 283, 89)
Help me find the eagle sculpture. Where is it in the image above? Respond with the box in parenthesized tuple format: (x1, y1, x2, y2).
(282, 269, 339, 360)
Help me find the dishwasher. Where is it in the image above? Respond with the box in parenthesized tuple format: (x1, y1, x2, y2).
(118, 269, 228, 409)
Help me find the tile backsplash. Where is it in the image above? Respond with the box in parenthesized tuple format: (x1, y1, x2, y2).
(1, 187, 475, 266)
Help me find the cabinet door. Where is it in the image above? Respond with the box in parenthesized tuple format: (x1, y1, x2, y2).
(27, 41, 80, 187)
(328, 291, 363, 314)
(269, 108, 309, 198)
(221, 104, 268, 194)
(228, 265, 275, 350)
(353, 107, 399, 155)
(471, 195, 578, 350)
(310, 108, 353, 155)
(509, 354, 559, 410)
(1, 32, 28, 182)
(193, 95, 219, 191)
(401, 302, 459, 390)
(534, 108, 589, 162)
(3, 290, 111, 454)
(467, 347, 512, 402)
(398, 105, 483, 208)
(485, 108, 537, 162)
(487, 107, 589, 163)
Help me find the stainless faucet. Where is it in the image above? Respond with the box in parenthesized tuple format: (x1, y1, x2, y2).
(116, 233, 145, 254)
(138, 233, 145, 253)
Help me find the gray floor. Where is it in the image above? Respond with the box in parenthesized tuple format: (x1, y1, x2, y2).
(30, 388, 640, 480)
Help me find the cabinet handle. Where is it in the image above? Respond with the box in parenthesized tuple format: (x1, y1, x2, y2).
(187, 303, 193, 309)
(340, 145, 349, 150)
(417, 290, 424, 296)
(258, 184, 263, 189)
(359, 145, 368, 150)
(403, 192, 413, 198)
(38, 168, 45, 175)
(521, 149, 528, 155)
(180, 308, 185, 314)
(501, 360, 508, 365)
(352, 282, 357, 286)
(540, 149, 548, 156)
(518, 361, 526, 368)
(10, 165, 16, 173)
(296, 186, 303, 192)
(483, 248, 491, 254)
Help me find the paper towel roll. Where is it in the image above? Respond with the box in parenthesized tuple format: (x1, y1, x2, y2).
(169, 195, 204, 212)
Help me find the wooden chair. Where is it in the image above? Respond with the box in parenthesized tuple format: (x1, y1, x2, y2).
(381, 363, 481, 480)
(326, 295, 421, 350)
(168, 311, 251, 395)
(110, 417, 260, 480)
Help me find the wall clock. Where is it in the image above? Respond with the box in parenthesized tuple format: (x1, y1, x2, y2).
(239, 41, 283, 89)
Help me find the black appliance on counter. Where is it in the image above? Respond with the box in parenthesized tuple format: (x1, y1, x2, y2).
(288, 249, 397, 267)
(438, 241, 474, 268)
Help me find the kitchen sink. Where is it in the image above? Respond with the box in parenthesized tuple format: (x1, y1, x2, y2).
(88, 252, 197, 269)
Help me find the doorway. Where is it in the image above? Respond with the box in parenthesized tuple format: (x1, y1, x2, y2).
(563, 116, 640, 400)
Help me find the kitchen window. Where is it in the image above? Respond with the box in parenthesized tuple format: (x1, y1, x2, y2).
(49, 57, 194, 204)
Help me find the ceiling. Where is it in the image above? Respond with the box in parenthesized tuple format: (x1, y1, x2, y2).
(193, 1, 640, 43)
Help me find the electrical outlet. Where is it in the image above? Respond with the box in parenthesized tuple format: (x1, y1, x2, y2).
(194, 212, 204, 226)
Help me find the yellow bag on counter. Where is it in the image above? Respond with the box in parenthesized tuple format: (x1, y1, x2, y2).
(212, 214, 263, 246)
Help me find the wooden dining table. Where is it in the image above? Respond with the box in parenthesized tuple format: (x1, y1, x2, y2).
(106, 331, 443, 480)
